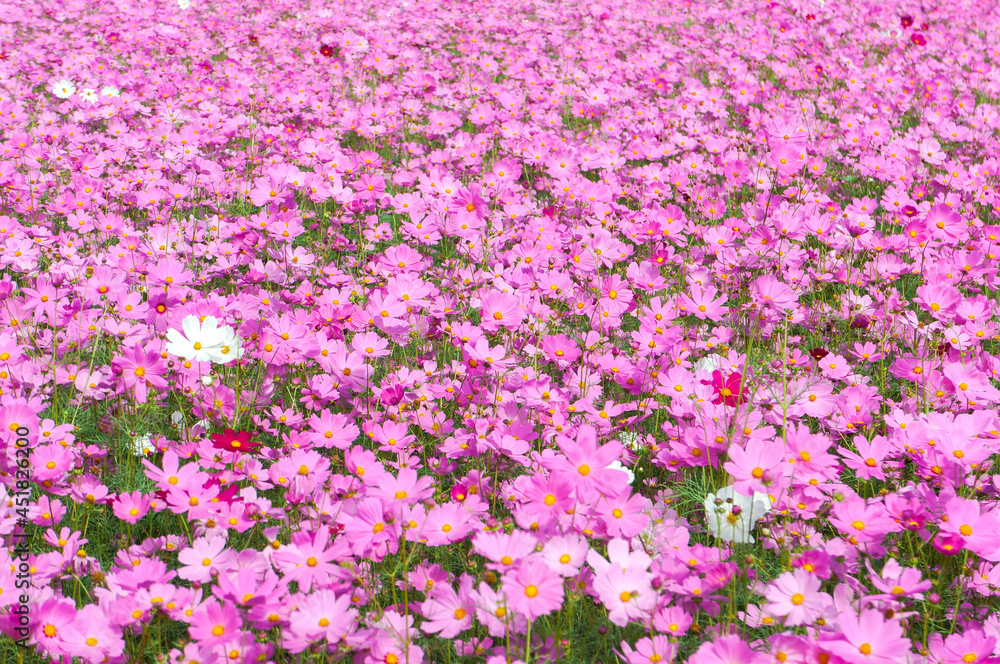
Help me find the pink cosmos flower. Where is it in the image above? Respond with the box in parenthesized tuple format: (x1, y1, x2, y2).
(829, 495, 899, 545)
(420, 501, 479, 546)
(177, 537, 234, 583)
(596, 490, 652, 538)
(541, 534, 589, 577)
(867, 558, 932, 601)
(916, 282, 962, 320)
(420, 575, 476, 638)
(933, 532, 966, 556)
(372, 467, 435, 510)
(753, 274, 798, 311)
(592, 562, 656, 627)
(544, 425, 625, 496)
(939, 497, 1000, 561)
(653, 605, 693, 636)
(764, 569, 829, 625)
(188, 601, 243, 647)
(928, 629, 999, 664)
(839, 435, 892, 481)
(682, 284, 728, 321)
(516, 472, 577, 530)
(689, 634, 767, 664)
(480, 290, 524, 333)
(271, 526, 350, 591)
(342, 498, 400, 559)
(540, 334, 581, 366)
(620, 635, 677, 664)
(472, 531, 539, 572)
(820, 609, 914, 664)
(30, 598, 81, 658)
(113, 344, 168, 403)
(474, 580, 524, 637)
(501, 564, 564, 621)
(587, 538, 653, 576)
(452, 186, 487, 220)
(724, 438, 785, 495)
(286, 590, 357, 652)
(599, 274, 634, 316)
(64, 604, 125, 663)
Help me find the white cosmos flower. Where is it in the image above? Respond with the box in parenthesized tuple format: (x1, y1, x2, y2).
(100, 85, 121, 97)
(165, 315, 242, 364)
(80, 88, 98, 104)
(51, 79, 76, 99)
(619, 431, 639, 451)
(704, 485, 771, 544)
(130, 434, 155, 456)
(171, 411, 211, 437)
(694, 354, 726, 374)
(177, 0, 191, 8)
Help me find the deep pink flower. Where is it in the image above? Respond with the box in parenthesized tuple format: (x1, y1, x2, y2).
(701, 370, 746, 407)
(933, 532, 965, 556)
(210, 429, 260, 454)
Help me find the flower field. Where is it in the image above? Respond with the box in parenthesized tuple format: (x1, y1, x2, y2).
(2, 0, 1000, 661)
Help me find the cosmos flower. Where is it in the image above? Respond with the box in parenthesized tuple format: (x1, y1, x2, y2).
(501, 563, 564, 621)
(701, 370, 746, 407)
(210, 429, 261, 454)
(703, 485, 771, 544)
(820, 609, 915, 663)
(764, 569, 830, 625)
(6, 2, 1000, 661)
(129, 434, 155, 456)
(50, 79, 76, 99)
(165, 315, 242, 364)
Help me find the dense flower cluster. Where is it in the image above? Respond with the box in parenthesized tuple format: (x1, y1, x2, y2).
(1, 0, 1000, 661)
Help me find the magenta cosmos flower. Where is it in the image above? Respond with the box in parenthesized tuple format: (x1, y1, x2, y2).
(701, 370, 746, 407)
